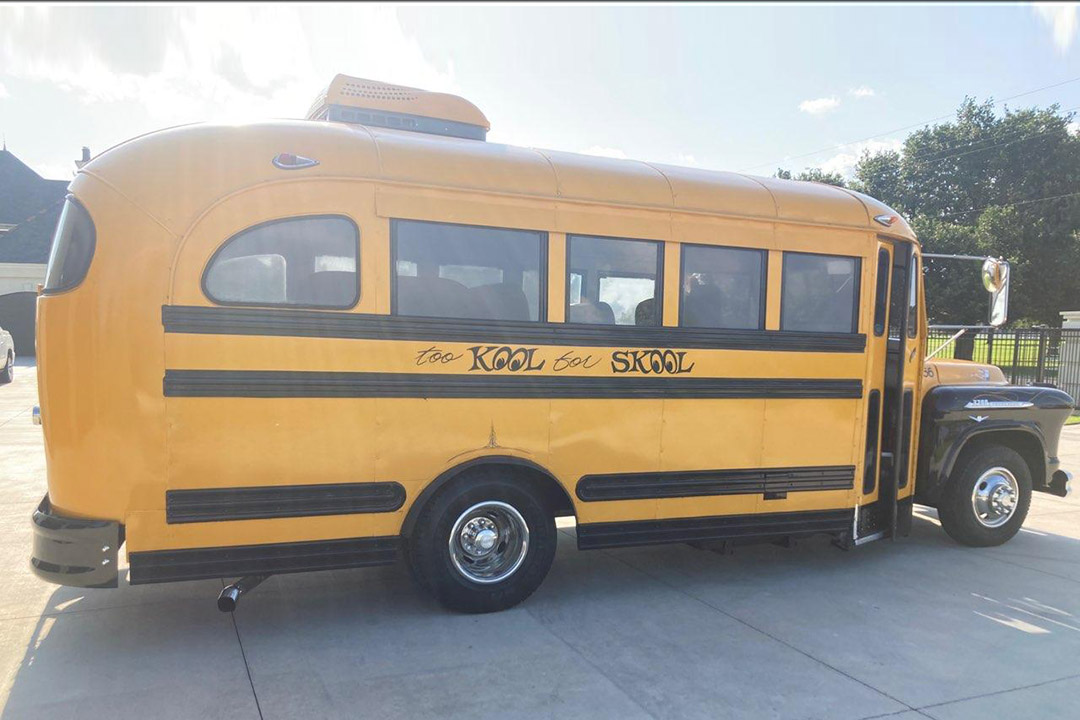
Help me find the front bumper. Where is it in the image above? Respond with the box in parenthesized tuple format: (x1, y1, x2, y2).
(1041, 469, 1073, 498)
(30, 495, 120, 588)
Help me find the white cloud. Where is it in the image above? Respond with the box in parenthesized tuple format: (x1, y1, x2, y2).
(0, 81, 8, 99)
(818, 138, 903, 179)
(580, 145, 628, 159)
(848, 86, 875, 98)
(0, 6, 457, 125)
(798, 96, 840, 116)
(1033, 3, 1079, 52)
(674, 152, 699, 167)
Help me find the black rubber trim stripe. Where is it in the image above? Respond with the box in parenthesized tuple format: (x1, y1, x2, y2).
(163, 370, 863, 400)
(128, 535, 401, 584)
(576, 508, 854, 550)
(576, 465, 855, 502)
(898, 389, 914, 489)
(165, 482, 406, 524)
(162, 305, 867, 353)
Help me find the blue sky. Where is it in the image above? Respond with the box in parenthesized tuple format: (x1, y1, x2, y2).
(0, 3, 1077, 181)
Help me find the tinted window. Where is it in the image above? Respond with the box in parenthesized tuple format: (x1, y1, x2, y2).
(781, 252, 860, 333)
(568, 235, 661, 326)
(44, 197, 96, 294)
(899, 389, 914, 487)
(393, 220, 543, 322)
(873, 248, 890, 336)
(204, 216, 359, 308)
(888, 261, 906, 340)
(906, 257, 919, 339)
(680, 244, 765, 329)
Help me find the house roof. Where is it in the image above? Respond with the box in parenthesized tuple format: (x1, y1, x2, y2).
(0, 194, 63, 263)
(0, 150, 68, 263)
(0, 150, 68, 225)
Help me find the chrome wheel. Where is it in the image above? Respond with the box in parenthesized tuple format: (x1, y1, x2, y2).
(971, 467, 1019, 528)
(448, 501, 529, 585)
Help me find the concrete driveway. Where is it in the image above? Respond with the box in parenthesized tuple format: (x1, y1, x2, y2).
(2, 363, 1079, 720)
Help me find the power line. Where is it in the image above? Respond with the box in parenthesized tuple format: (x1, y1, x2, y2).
(905, 114, 1080, 169)
(904, 105, 1080, 166)
(935, 190, 1080, 220)
(738, 75, 1080, 173)
(774, 115, 1079, 181)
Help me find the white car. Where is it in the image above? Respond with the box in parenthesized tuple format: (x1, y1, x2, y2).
(0, 325, 13, 384)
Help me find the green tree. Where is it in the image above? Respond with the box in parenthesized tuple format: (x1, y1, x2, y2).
(852, 150, 903, 213)
(774, 167, 848, 187)
(853, 98, 1080, 326)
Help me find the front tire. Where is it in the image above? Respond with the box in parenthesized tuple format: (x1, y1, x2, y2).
(938, 445, 1031, 547)
(0, 353, 12, 384)
(407, 470, 557, 613)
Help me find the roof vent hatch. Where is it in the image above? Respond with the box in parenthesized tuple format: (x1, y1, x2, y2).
(307, 74, 489, 141)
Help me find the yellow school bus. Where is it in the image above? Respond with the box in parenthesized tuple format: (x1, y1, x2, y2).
(30, 76, 1074, 613)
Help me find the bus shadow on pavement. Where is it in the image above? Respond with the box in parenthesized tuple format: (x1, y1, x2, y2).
(5, 512, 1080, 720)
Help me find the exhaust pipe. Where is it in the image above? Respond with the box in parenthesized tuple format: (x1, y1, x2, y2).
(217, 575, 268, 612)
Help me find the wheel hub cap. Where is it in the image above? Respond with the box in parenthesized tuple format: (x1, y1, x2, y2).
(449, 501, 530, 585)
(459, 517, 500, 556)
(474, 528, 498, 552)
(972, 467, 1019, 528)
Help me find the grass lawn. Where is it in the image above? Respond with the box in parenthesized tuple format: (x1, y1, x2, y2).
(927, 332, 1065, 382)
(927, 333, 1037, 366)
(1067, 415, 1080, 426)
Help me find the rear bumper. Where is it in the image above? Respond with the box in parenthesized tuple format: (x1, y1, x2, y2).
(30, 495, 120, 588)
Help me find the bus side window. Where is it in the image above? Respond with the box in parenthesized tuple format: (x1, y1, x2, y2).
(44, 196, 97, 294)
(203, 215, 359, 309)
(780, 252, 861, 334)
(906, 256, 919, 338)
(567, 235, 662, 326)
(680, 244, 766, 330)
(392, 220, 545, 322)
(873, 248, 890, 336)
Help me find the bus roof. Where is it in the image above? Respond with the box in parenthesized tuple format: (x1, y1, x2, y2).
(75, 118, 916, 243)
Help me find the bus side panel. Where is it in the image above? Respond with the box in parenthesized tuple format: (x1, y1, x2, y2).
(550, 398, 663, 523)
(655, 398, 764, 521)
(40, 174, 172, 524)
(759, 397, 861, 512)
(373, 397, 554, 499)
(767, 225, 875, 517)
(144, 180, 393, 552)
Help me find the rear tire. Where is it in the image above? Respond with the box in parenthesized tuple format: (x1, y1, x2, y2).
(0, 353, 12, 384)
(938, 445, 1031, 547)
(407, 470, 557, 613)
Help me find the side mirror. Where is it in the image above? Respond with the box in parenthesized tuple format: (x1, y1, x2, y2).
(982, 258, 1009, 327)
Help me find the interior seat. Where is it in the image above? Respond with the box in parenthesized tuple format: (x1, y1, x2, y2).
(634, 298, 656, 326)
(396, 276, 472, 318)
(468, 282, 532, 321)
(569, 299, 617, 325)
(300, 270, 358, 307)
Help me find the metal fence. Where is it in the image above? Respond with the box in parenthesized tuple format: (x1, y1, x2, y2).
(927, 325, 1080, 401)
